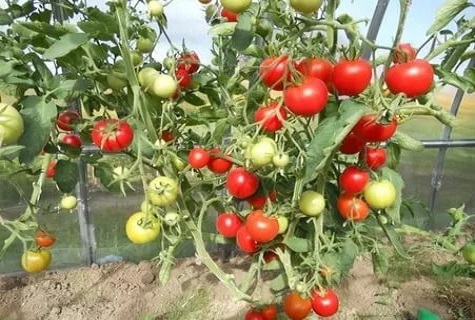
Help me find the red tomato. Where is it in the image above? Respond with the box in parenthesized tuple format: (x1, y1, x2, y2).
(236, 225, 258, 253)
(220, 8, 238, 22)
(60, 133, 82, 149)
(160, 130, 175, 142)
(35, 230, 56, 248)
(91, 119, 134, 152)
(188, 147, 210, 169)
(207, 148, 233, 173)
(385, 59, 434, 97)
(57, 110, 80, 131)
(261, 304, 278, 320)
(337, 194, 370, 222)
(175, 68, 192, 89)
(259, 56, 295, 91)
(245, 210, 279, 243)
(284, 77, 328, 117)
(359, 146, 387, 170)
(393, 43, 417, 64)
(226, 167, 259, 199)
(339, 166, 370, 195)
(246, 193, 267, 209)
(46, 161, 56, 178)
(177, 51, 200, 74)
(263, 250, 279, 263)
(245, 310, 265, 320)
(254, 102, 287, 132)
(283, 292, 312, 320)
(311, 289, 339, 317)
(216, 212, 242, 238)
(339, 132, 365, 155)
(352, 114, 397, 142)
(296, 57, 333, 84)
(332, 59, 372, 96)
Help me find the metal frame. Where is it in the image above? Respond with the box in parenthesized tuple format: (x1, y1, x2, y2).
(50, 0, 475, 265)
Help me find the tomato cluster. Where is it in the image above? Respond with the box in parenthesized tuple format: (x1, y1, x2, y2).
(283, 289, 339, 319)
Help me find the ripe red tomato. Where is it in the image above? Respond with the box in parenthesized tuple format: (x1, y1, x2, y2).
(332, 59, 372, 96)
(339, 132, 366, 155)
(236, 225, 258, 253)
(311, 289, 339, 317)
(284, 77, 328, 117)
(259, 56, 295, 91)
(283, 292, 312, 320)
(220, 8, 238, 22)
(46, 161, 57, 178)
(175, 68, 192, 89)
(160, 130, 175, 142)
(393, 43, 417, 64)
(177, 51, 200, 74)
(245, 210, 279, 243)
(254, 102, 287, 132)
(264, 250, 279, 263)
(188, 147, 210, 169)
(226, 167, 259, 199)
(352, 114, 397, 142)
(385, 59, 434, 97)
(35, 230, 56, 248)
(207, 148, 233, 173)
(339, 166, 370, 195)
(296, 57, 333, 84)
(337, 194, 370, 222)
(245, 310, 265, 320)
(246, 193, 267, 209)
(91, 119, 134, 152)
(359, 146, 387, 170)
(216, 212, 242, 238)
(60, 133, 82, 149)
(261, 304, 278, 320)
(57, 110, 80, 131)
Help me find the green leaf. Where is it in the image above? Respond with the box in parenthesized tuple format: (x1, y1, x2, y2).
(392, 131, 424, 151)
(431, 261, 475, 281)
(18, 96, 57, 164)
(270, 273, 288, 292)
(381, 167, 405, 224)
(427, 0, 471, 35)
(209, 22, 236, 37)
(378, 221, 410, 259)
(320, 238, 358, 284)
(283, 236, 311, 252)
(435, 67, 475, 92)
(54, 159, 78, 193)
(213, 119, 230, 144)
(18, 21, 71, 38)
(386, 142, 401, 169)
(304, 100, 368, 183)
(0, 145, 24, 159)
(31, 54, 54, 89)
(0, 10, 13, 25)
(183, 92, 206, 106)
(43, 33, 89, 60)
(232, 13, 254, 51)
(372, 250, 389, 277)
(94, 162, 121, 193)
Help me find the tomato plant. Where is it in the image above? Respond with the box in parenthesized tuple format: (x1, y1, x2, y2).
(35, 230, 56, 248)
(60, 133, 82, 149)
(236, 225, 258, 253)
(56, 110, 80, 132)
(254, 102, 287, 132)
(259, 56, 294, 91)
(226, 167, 259, 199)
(299, 191, 325, 217)
(177, 51, 200, 74)
(337, 194, 370, 222)
(188, 147, 210, 169)
(125, 211, 161, 244)
(364, 180, 397, 209)
(21, 250, 52, 273)
(220, 8, 238, 22)
(91, 119, 134, 153)
(245, 210, 279, 243)
(332, 59, 372, 96)
(311, 289, 339, 317)
(296, 57, 333, 84)
(216, 212, 242, 238)
(393, 43, 417, 63)
(284, 77, 328, 117)
(283, 292, 312, 320)
(359, 146, 387, 170)
(385, 59, 434, 97)
(462, 242, 475, 265)
(147, 176, 179, 207)
(352, 114, 398, 142)
(207, 148, 233, 173)
(339, 166, 370, 195)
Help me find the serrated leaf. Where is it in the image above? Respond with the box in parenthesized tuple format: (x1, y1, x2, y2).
(43, 33, 89, 60)
(304, 100, 368, 183)
(435, 67, 475, 92)
(392, 131, 424, 151)
(378, 221, 410, 259)
(18, 96, 57, 164)
(18, 21, 71, 38)
(54, 159, 78, 193)
(232, 13, 254, 51)
(209, 22, 236, 37)
(381, 167, 404, 224)
(283, 236, 311, 252)
(427, 0, 470, 35)
(270, 273, 288, 292)
(372, 250, 389, 277)
(386, 142, 401, 169)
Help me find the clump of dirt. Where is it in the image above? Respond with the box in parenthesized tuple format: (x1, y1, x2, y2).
(0, 254, 473, 320)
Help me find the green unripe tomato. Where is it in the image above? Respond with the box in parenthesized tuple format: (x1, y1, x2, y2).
(299, 191, 325, 216)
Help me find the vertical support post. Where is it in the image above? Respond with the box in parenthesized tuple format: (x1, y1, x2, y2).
(361, 0, 390, 59)
(428, 57, 475, 225)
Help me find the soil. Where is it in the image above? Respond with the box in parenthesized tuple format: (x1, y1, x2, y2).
(1, 252, 473, 320)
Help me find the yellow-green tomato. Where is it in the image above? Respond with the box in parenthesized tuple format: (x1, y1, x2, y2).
(164, 212, 180, 226)
(220, 0, 251, 13)
(147, 176, 179, 206)
(0, 103, 24, 146)
(21, 249, 52, 273)
(277, 216, 289, 234)
(107, 73, 127, 90)
(151, 74, 178, 99)
(136, 37, 154, 53)
(289, 0, 323, 14)
(299, 191, 325, 216)
(250, 137, 276, 167)
(462, 242, 475, 265)
(125, 211, 160, 244)
(60, 195, 78, 210)
(138, 67, 159, 88)
(148, 0, 164, 17)
(272, 152, 289, 168)
(363, 180, 397, 209)
(130, 51, 143, 67)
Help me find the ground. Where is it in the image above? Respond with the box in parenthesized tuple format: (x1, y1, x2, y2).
(1, 252, 474, 320)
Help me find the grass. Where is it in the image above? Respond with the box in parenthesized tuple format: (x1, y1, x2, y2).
(149, 287, 212, 320)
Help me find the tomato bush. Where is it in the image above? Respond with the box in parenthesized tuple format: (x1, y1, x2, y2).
(0, 0, 473, 317)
